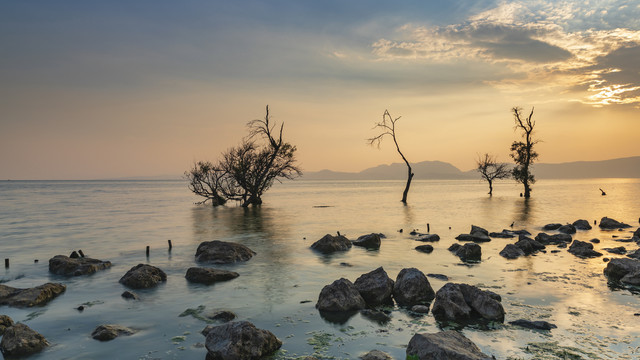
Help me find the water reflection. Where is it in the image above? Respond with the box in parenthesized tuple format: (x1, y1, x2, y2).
(512, 198, 534, 227)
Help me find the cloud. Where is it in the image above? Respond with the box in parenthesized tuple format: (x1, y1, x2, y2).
(370, 0, 640, 106)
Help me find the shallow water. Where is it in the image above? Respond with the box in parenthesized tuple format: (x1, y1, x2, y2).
(1, 179, 640, 359)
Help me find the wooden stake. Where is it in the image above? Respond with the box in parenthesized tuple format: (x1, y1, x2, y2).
(146, 246, 150, 257)
(4, 259, 8, 268)
(168, 240, 172, 251)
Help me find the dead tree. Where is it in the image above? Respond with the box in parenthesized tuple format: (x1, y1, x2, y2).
(510, 107, 539, 198)
(476, 153, 510, 196)
(368, 110, 414, 204)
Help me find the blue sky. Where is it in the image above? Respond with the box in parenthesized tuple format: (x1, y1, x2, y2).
(1, 0, 639, 179)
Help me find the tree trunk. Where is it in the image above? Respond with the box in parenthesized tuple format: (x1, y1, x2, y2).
(401, 168, 414, 204)
(488, 180, 493, 196)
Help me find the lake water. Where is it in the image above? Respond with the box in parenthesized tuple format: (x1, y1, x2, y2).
(1, 178, 640, 359)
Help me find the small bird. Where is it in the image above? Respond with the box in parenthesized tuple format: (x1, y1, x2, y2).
(599, 188, 606, 196)
(510, 222, 514, 227)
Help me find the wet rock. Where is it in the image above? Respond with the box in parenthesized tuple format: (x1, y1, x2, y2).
(316, 278, 366, 312)
(535, 232, 572, 245)
(455, 233, 491, 243)
(499, 244, 526, 259)
(352, 233, 382, 249)
(635, 227, 640, 238)
(510, 229, 532, 236)
(360, 309, 392, 324)
(558, 224, 576, 234)
(0, 323, 49, 357)
(91, 324, 136, 341)
(119, 264, 167, 289)
(0, 282, 66, 308)
(600, 217, 631, 229)
(310, 234, 352, 254)
(411, 305, 430, 314)
(185, 267, 239, 285)
(207, 310, 236, 323)
(568, 240, 603, 258)
(543, 223, 562, 231)
(196, 240, 256, 263)
(48, 255, 112, 276)
(354, 267, 394, 307)
(590, 238, 601, 244)
(489, 230, 515, 238)
(393, 268, 435, 307)
(470, 225, 489, 236)
(360, 349, 393, 360)
(604, 258, 640, 282)
(627, 249, 640, 260)
(450, 243, 481, 262)
(416, 234, 440, 242)
(515, 237, 546, 255)
(509, 319, 557, 330)
(121, 291, 139, 300)
(204, 321, 282, 359)
(431, 283, 504, 324)
(603, 246, 627, 255)
(0, 315, 13, 336)
(427, 274, 449, 281)
(406, 330, 492, 360)
(415, 245, 434, 253)
(573, 219, 592, 230)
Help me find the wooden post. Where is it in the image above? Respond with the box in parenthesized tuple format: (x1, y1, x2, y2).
(4, 259, 8, 268)
(146, 246, 150, 257)
(168, 240, 172, 251)
(78, 250, 85, 258)
(427, 223, 430, 233)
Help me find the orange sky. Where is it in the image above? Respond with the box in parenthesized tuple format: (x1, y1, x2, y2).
(1, 1, 639, 179)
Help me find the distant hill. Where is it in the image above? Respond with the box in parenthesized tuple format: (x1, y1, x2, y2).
(304, 156, 640, 180)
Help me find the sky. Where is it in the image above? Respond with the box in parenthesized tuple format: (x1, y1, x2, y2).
(1, 0, 639, 180)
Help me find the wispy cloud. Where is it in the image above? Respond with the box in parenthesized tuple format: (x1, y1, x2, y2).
(371, 0, 640, 106)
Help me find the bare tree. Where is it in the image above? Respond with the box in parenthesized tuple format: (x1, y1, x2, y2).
(476, 153, 510, 196)
(510, 107, 539, 198)
(185, 105, 302, 207)
(368, 110, 414, 204)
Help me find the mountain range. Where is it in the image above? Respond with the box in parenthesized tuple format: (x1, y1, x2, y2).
(303, 156, 640, 180)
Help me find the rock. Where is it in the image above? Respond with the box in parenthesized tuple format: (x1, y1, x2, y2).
(515, 237, 545, 255)
(185, 267, 239, 285)
(557, 224, 577, 234)
(204, 321, 281, 359)
(451, 243, 481, 262)
(0, 283, 66, 308)
(352, 233, 382, 249)
(354, 267, 394, 307)
(310, 234, 352, 254)
(121, 291, 139, 300)
(0, 315, 14, 336)
(91, 324, 136, 341)
(360, 309, 392, 324)
(543, 223, 562, 230)
(470, 225, 489, 236)
(604, 258, 640, 282)
(535, 232, 572, 245)
(48, 255, 112, 276)
(427, 274, 449, 281)
(69, 251, 80, 258)
(590, 238, 601, 244)
(431, 283, 504, 324)
(411, 305, 430, 314)
(206, 310, 237, 323)
(196, 240, 256, 263)
(406, 330, 492, 360)
(455, 233, 490, 243)
(448, 243, 462, 252)
(119, 264, 167, 289)
(360, 349, 393, 360)
(499, 244, 526, 259)
(603, 246, 627, 255)
(509, 319, 557, 330)
(567, 240, 603, 258)
(0, 323, 49, 357)
(573, 219, 592, 230)
(489, 230, 515, 238)
(510, 229, 532, 236)
(635, 227, 640, 237)
(393, 268, 435, 307)
(415, 245, 434, 253)
(600, 217, 631, 229)
(627, 249, 640, 260)
(416, 234, 440, 242)
(316, 278, 366, 312)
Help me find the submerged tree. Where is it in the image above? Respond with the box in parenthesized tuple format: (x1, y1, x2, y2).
(510, 107, 539, 198)
(476, 153, 510, 196)
(185, 106, 302, 207)
(368, 110, 414, 204)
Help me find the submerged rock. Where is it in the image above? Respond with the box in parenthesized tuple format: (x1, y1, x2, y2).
(204, 321, 281, 359)
(543, 223, 562, 231)
(207, 310, 237, 323)
(567, 240, 602, 258)
(196, 240, 256, 264)
(489, 230, 515, 238)
(573, 219, 592, 230)
(431, 283, 504, 324)
(352, 233, 382, 249)
(416, 234, 440, 242)
(558, 224, 576, 234)
(360, 309, 392, 324)
(119, 264, 167, 289)
(450, 243, 481, 262)
(393, 268, 435, 307)
(415, 244, 434, 253)
(0, 283, 66, 308)
(91, 324, 136, 341)
(535, 232, 572, 245)
(121, 291, 139, 300)
(0, 323, 49, 357)
(515, 237, 546, 255)
(600, 217, 631, 229)
(48, 255, 112, 276)
(316, 278, 366, 312)
(455, 234, 491, 243)
(499, 244, 526, 259)
(603, 247, 627, 255)
(360, 349, 393, 360)
(354, 267, 394, 307)
(0, 315, 14, 336)
(509, 319, 557, 330)
(406, 330, 492, 360)
(185, 267, 239, 285)
(310, 234, 352, 254)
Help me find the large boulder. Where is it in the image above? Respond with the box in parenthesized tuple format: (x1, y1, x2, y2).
(185, 267, 239, 285)
(352, 233, 382, 249)
(514, 236, 545, 255)
(567, 240, 602, 258)
(0, 315, 14, 336)
(310, 234, 352, 254)
(393, 268, 435, 307)
(91, 324, 136, 341)
(573, 219, 592, 230)
(0, 283, 66, 308)
(204, 321, 281, 359)
(354, 267, 394, 307)
(406, 330, 492, 360)
(535, 232, 572, 245)
(499, 244, 525, 259)
(599, 217, 631, 229)
(196, 240, 256, 264)
(119, 264, 167, 289)
(431, 283, 504, 324)
(0, 323, 49, 357)
(48, 255, 112, 276)
(316, 278, 366, 312)
(604, 258, 640, 283)
(449, 243, 481, 262)
(557, 224, 576, 234)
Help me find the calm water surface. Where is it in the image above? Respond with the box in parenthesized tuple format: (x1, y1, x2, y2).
(1, 179, 640, 359)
